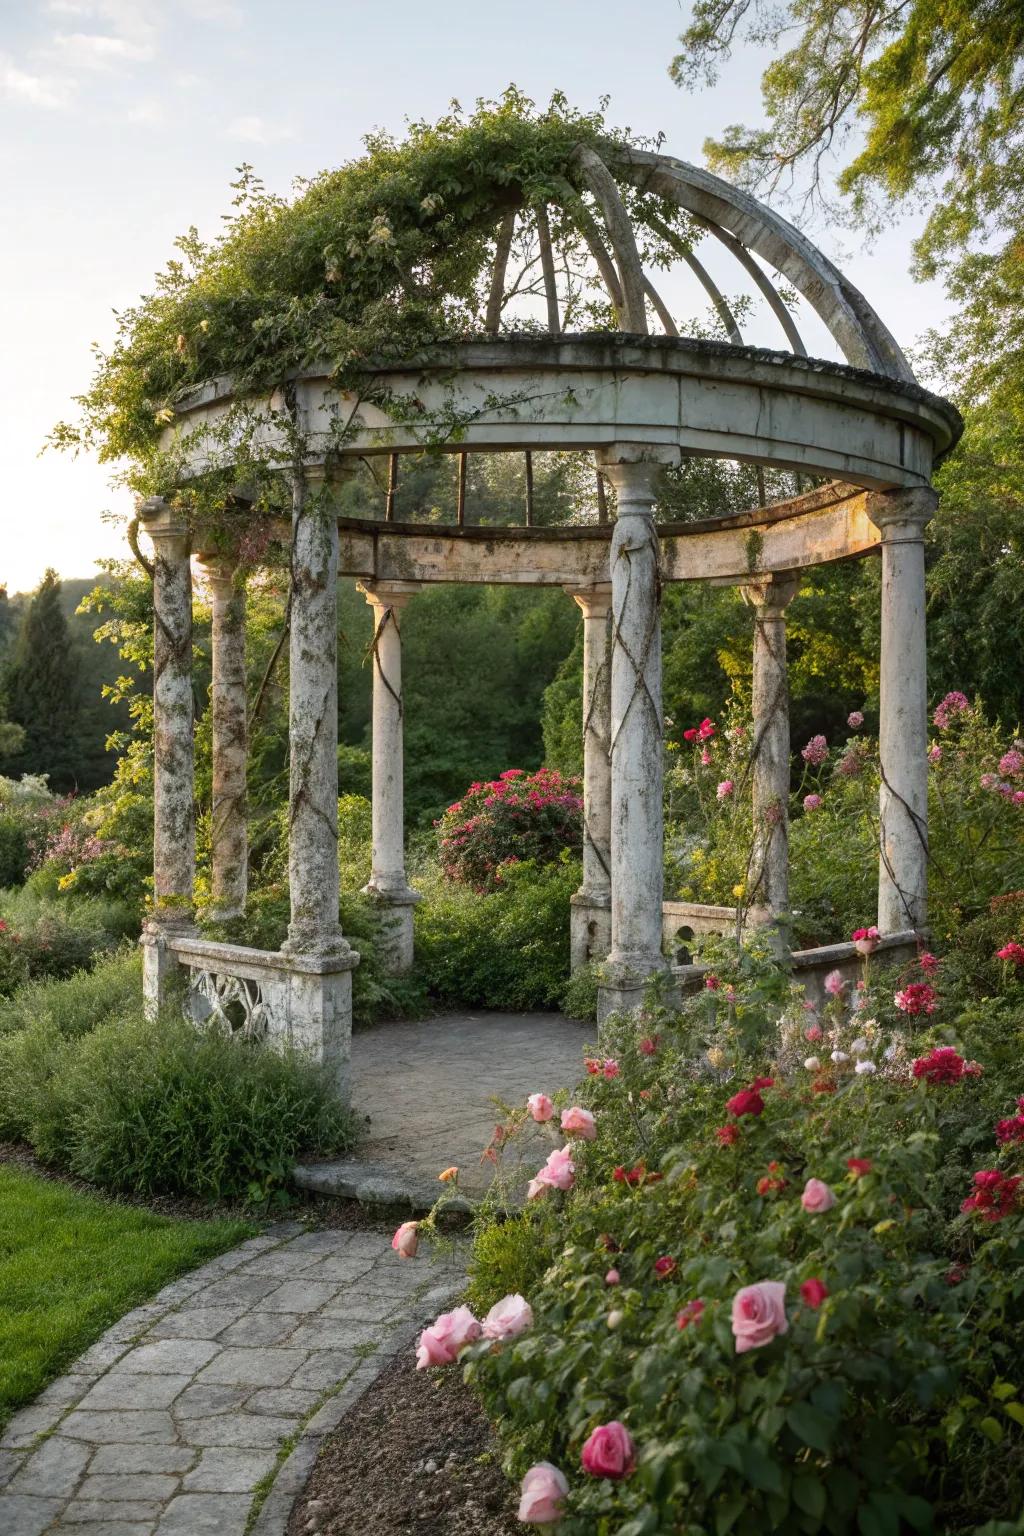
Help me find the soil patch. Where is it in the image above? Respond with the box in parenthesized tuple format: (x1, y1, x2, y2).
(290, 1350, 520, 1536)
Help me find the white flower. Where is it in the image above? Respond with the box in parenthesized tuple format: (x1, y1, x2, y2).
(830, 1050, 849, 1064)
(883, 1044, 899, 1060)
(803, 1056, 821, 1072)
(855, 1060, 877, 1076)
(850, 1037, 870, 1056)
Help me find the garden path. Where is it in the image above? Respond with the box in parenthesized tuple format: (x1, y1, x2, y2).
(0, 1009, 589, 1535)
(0, 1223, 465, 1536)
(296, 1009, 592, 1206)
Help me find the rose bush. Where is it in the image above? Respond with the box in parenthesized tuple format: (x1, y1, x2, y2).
(437, 767, 583, 891)
(452, 932, 1024, 1533)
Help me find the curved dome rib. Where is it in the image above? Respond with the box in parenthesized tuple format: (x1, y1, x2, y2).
(621, 148, 914, 382)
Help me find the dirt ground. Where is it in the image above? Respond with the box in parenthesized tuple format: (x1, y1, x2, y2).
(289, 1350, 520, 1536)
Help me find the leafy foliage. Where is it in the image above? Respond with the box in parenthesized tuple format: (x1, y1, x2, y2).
(438, 767, 583, 891)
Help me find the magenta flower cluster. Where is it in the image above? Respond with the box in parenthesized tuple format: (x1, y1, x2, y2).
(437, 766, 583, 890)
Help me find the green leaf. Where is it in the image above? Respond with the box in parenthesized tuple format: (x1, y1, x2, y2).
(786, 1401, 834, 1454)
(1004, 1402, 1024, 1428)
(793, 1475, 826, 1520)
(980, 1416, 1005, 1444)
(715, 1494, 746, 1535)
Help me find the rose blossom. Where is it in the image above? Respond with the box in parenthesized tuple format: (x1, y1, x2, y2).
(527, 1144, 576, 1199)
(855, 1060, 877, 1075)
(896, 983, 938, 1015)
(677, 1298, 705, 1329)
(605, 1268, 620, 1285)
(653, 1255, 677, 1277)
(726, 1087, 765, 1118)
(716, 1123, 740, 1145)
(912, 1046, 964, 1083)
(824, 969, 845, 997)
(482, 1293, 533, 1341)
(581, 1422, 636, 1480)
(561, 1106, 597, 1140)
(803, 793, 823, 811)
(805, 1022, 823, 1041)
(847, 711, 864, 729)
(801, 1178, 836, 1213)
(415, 1305, 481, 1368)
(803, 1056, 821, 1071)
(638, 1035, 659, 1057)
(392, 1221, 419, 1259)
(847, 1157, 872, 1177)
(527, 1092, 554, 1122)
(852, 926, 879, 956)
(731, 1281, 788, 1353)
(800, 1277, 829, 1308)
(518, 1462, 569, 1525)
(705, 973, 721, 991)
(717, 779, 734, 801)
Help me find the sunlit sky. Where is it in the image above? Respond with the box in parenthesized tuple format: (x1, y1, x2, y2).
(0, 0, 948, 594)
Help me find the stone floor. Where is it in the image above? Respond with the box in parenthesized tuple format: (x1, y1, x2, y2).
(0, 1224, 464, 1536)
(296, 1010, 591, 1205)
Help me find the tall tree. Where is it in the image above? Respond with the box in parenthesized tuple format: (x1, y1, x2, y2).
(4, 570, 82, 790)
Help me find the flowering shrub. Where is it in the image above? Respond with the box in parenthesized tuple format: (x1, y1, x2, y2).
(447, 939, 1024, 1533)
(437, 768, 583, 891)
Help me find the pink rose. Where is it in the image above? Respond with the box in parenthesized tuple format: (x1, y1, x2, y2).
(801, 1178, 836, 1213)
(605, 1268, 620, 1285)
(528, 1144, 576, 1199)
(847, 711, 864, 729)
(527, 1093, 554, 1123)
(731, 1281, 789, 1353)
(391, 1220, 419, 1259)
(805, 1022, 823, 1042)
(518, 1462, 569, 1524)
(581, 1421, 636, 1480)
(415, 1305, 481, 1369)
(482, 1293, 533, 1341)
(717, 779, 734, 800)
(851, 926, 879, 956)
(803, 793, 823, 811)
(824, 969, 845, 997)
(561, 1106, 597, 1141)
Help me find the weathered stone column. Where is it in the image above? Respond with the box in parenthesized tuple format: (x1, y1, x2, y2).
(138, 497, 195, 1014)
(743, 572, 800, 945)
(566, 584, 612, 971)
(358, 580, 420, 974)
(598, 454, 669, 1016)
(868, 485, 936, 933)
(197, 555, 247, 921)
(281, 467, 358, 1097)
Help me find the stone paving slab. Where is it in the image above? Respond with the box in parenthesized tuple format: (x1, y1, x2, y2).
(0, 1221, 464, 1535)
(296, 1009, 589, 1206)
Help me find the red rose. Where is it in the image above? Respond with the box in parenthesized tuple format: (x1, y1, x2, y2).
(846, 1158, 872, 1177)
(800, 1278, 829, 1308)
(726, 1088, 765, 1118)
(654, 1255, 677, 1277)
(715, 1123, 740, 1145)
(676, 1298, 704, 1329)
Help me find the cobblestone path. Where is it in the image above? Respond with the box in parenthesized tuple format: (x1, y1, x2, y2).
(0, 1224, 463, 1536)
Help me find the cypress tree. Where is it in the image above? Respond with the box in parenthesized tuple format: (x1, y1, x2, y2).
(4, 570, 81, 790)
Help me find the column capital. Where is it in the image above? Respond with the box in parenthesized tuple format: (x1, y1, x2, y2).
(194, 551, 239, 587)
(597, 444, 679, 511)
(565, 582, 612, 619)
(742, 571, 801, 616)
(357, 580, 421, 611)
(137, 496, 190, 548)
(866, 484, 938, 535)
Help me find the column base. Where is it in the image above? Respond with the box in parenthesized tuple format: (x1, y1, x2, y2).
(596, 954, 670, 1027)
(361, 883, 421, 975)
(570, 890, 611, 972)
(282, 924, 353, 960)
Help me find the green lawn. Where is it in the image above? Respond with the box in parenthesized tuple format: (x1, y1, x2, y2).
(0, 1164, 254, 1429)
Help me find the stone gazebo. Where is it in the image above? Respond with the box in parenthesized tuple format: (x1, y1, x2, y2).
(137, 145, 961, 1093)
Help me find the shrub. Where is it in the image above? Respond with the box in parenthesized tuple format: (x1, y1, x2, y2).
(0, 947, 140, 1038)
(437, 767, 583, 891)
(560, 959, 600, 1023)
(414, 856, 576, 1010)
(457, 936, 1024, 1533)
(0, 1010, 356, 1203)
(0, 815, 31, 888)
(0, 890, 136, 996)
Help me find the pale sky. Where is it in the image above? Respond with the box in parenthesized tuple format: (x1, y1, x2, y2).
(0, 0, 949, 594)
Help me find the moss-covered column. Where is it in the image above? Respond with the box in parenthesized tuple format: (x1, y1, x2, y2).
(598, 454, 669, 1018)
(197, 554, 247, 921)
(566, 583, 612, 971)
(868, 485, 936, 933)
(138, 496, 195, 1014)
(743, 572, 800, 946)
(283, 468, 349, 958)
(358, 580, 420, 974)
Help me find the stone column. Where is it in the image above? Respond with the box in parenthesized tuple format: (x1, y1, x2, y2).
(197, 555, 248, 921)
(138, 497, 195, 1014)
(565, 584, 612, 971)
(281, 467, 358, 1094)
(358, 580, 421, 974)
(598, 454, 669, 1016)
(868, 485, 936, 933)
(743, 572, 800, 946)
